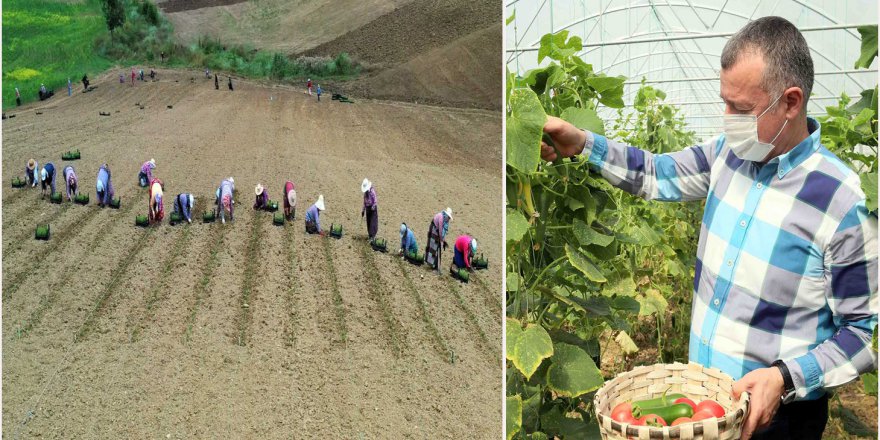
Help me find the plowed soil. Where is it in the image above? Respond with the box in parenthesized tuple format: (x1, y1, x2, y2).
(2, 69, 502, 438)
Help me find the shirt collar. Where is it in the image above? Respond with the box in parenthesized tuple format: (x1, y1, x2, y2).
(766, 117, 822, 179)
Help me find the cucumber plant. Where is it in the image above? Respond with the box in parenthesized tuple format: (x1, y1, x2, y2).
(506, 31, 698, 439)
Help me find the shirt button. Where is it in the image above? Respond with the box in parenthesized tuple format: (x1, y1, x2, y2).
(739, 220, 746, 227)
(756, 183, 763, 189)
(727, 260, 733, 267)
(702, 338, 709, 345)
(713, 299, 720, 306)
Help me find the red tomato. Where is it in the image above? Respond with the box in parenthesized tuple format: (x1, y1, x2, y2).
(674, 397, 697, 412)
(691, 410, 717, 421)
(695, 400, 725, 418)
(671, 417, 693, 426)
(611, 402, 635, 423)
(638, 414, 668, 427)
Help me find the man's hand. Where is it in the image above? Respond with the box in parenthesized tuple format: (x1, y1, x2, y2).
(540, 116, 588, 161)
(732, 367, 785, 440)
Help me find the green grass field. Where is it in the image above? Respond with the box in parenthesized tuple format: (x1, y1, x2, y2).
(2, 0, 113, 109)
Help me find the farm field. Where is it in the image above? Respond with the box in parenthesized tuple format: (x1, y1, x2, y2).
(2, 69, 502, 438)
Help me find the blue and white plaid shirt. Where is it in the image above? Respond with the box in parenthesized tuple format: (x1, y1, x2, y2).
(580, 118, 877, 400)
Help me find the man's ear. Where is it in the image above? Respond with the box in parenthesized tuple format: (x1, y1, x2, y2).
(783, 86, 804, 119)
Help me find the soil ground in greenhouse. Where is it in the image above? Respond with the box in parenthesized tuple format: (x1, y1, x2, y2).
(2, 68, 502, 438)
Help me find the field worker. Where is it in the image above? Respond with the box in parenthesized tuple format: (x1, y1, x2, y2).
(25, 159, 39, 186)
(63, 165, 78, 201)
(149, 178, 165, 223)
(399, 223, 418, 256)
(216, 177, 235, 224)
(452, 235, 477, 271)
(538, 17, 877, 440)
(316, 85, 323, 101)
(139, 69, 145, 81)
(306, 78, 312, 95)
(253, 183, 269, 210)
(305, 194, 325, 235)
(149, 69, 156, 80)
(119, 73, 125, 84)
(214, 73, 219, 90)
(173, 193, 195, 224)
(96, 163, 115, 207)
(131, 68, 136, 86)
(15, 87, 21, 106)
(283, 180, 297, 220)
(205, 68, 211, 78)
(82, 74, 90, 91)
(361, 178, 378, 239)
(425, 207, 452, 272)
(228, 76, 233, 91)
(139, 158, 156, 187)
(39, 162, 56, 197)
(67, 77, 72, 96)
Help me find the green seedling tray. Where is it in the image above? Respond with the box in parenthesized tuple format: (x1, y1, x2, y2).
(451, 267, 470, 283)
(473, 254, 489, 270)
(170, 212, 182, 224)
(203, 210, 215, 223)
(74, 194, 89, 205)
(109, 197, 121, 209)
(273, 212, 285, 226)
(267, 201, 279, 212)
(135, 214, 149, 227)
(370, 238, 388, 252)
(11, 177, 25, 188)
(62, 150, 81, 160)
(35, 224, 50, 240)
(330, 223, 343, 239)
(50, 193, 62, 204)
(404, 251, 424, 266)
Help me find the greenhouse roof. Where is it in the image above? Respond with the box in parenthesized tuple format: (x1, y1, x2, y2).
(505, 0, 878, 141)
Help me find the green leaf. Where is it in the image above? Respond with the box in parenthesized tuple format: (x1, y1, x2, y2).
(603, 276, 637, 297)
(538, 31, 582, 63)
(528, 432, 549, 440)
(507, 89, 547, 173)
(560, 106, 604, 135)
(862, 372, 878, 396)
(540, 407, 601, 439)
(506, 395, 523, 440)
(568, 295, 610, 316)
(565, 244, 607, 283)
(855, 26, 878, 69)
(611, 295, 640, 313)
(506, 318, 524, 360)
(507, 271, 522, 292)
(546, 342, 604, 398)
(507, 208, 531, 243)
(506, 10, 516, 26)
(598, 87, 625, 108)
(510, 323, 554, 380)
(585, 75, 626, 93)
(861, 172, 877, 214)
(637, 289, 668, 317)
(572, 219, 614, 247)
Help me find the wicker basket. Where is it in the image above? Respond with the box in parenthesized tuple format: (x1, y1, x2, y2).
(594, 362, 749, 440)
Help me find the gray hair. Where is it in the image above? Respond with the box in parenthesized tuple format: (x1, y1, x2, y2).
(721, 16, 814, 110)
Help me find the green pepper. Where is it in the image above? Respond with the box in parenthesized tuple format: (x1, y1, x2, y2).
(631, 393, 686, 413)
(632, 403, 693, 421)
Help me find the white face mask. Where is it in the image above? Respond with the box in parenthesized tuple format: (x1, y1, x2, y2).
(723, 93, 788, 162)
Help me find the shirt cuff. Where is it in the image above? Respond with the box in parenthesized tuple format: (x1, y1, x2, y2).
(784, 352, 823, 399)
(579, 130, 595, 158)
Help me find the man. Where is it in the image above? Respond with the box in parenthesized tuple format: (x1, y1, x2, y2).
(67, 77, 72, 96)
(228, 76, 233, 91)
(214, 73, 219, 90)
(540, 17, 876, 440)
(15, 87, 21, 106)
(25, 159, 38, 187)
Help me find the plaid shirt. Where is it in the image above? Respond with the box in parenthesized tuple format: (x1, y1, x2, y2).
(581, 118, 877, 400)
